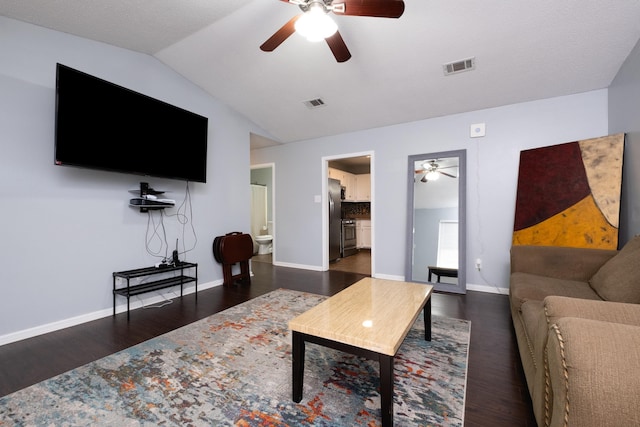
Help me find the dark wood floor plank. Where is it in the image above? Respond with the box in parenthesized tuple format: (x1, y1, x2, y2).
(0, 260, 536, 425)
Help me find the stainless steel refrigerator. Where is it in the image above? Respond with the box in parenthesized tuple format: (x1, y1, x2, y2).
(328, 178, 342, 261)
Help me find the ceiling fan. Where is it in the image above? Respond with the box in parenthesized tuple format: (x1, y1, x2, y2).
(415, 160, 458, 182)
(260, 0, 405, 63)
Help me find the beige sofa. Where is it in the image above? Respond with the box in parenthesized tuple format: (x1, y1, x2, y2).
(509, 239, 640, 427)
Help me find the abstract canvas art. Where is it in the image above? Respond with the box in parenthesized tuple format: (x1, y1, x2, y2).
(513, 134, 624, 249)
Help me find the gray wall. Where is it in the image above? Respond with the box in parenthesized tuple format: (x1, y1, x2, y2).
(251, 90, 609, 290)
(0, 17, 267, 341)
(610, 38, 640, 246)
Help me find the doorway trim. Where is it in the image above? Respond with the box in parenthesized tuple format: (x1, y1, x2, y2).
(250, 162, 276, 263)
(321, 151, 375, 275)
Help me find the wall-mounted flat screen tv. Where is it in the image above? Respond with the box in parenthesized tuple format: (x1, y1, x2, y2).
(55, 63, 208, 183)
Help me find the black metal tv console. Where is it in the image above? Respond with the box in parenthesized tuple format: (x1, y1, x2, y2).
(113, 262, 198, 319)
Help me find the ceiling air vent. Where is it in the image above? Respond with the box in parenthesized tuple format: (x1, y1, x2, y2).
(303, 98, 326, 109)
(443, 57, 475, 76)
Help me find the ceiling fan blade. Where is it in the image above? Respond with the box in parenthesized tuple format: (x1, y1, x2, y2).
(325, 31, 352, 62)
(333, 0, 405, 18)
(439, 171, 457, 178)
(260, 15, 300, 52)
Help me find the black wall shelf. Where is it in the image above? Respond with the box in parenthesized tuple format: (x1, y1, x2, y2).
(128, 181, 175, 212)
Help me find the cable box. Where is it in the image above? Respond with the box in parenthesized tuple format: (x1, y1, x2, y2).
(129, 197, 175, 207)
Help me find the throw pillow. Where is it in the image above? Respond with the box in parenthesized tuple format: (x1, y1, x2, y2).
(589, 235, 640, 303)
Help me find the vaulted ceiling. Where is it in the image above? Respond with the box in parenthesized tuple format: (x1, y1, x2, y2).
(3, 0, 640, 146)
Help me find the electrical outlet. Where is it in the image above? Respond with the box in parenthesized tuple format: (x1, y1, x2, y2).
(475, 258, 482, 270)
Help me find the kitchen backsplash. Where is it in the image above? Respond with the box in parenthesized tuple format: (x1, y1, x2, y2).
(342, 202, 371, 219)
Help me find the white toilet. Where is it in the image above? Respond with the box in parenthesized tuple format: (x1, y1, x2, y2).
(255, 235, 273, 255)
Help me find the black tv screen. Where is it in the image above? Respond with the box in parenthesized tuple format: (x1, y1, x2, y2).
(55, 63, 208, 183)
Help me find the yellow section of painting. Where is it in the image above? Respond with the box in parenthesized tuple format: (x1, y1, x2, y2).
(579, 133, 624, 228)
(512, 195, 618, 249)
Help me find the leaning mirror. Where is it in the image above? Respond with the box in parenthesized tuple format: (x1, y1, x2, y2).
(405, 150, 466, 294)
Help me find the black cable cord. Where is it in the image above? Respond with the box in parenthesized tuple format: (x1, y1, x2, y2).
(164, 181, 198, 259)
(145, 208, 169, 260)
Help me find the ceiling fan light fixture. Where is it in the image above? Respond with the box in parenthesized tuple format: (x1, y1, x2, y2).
(295, 3, 338, 42)
(422, 161, 437, 170)
(425, 170, 440, 181)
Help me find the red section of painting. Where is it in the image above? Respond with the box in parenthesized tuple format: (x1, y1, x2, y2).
(513, 141, 591, 231)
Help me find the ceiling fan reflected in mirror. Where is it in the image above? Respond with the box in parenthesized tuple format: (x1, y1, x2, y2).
(415, 159, 458, 183)
(260, 0, 405, 63)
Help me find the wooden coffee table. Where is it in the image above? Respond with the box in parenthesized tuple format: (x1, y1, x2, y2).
(289, 277, 434, 427)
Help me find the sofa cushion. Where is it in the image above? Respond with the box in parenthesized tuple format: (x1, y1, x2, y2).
(511, 245, 617, 282)
(589, 235, 640, 303)
(544, 296, 640, 326)
(510, 272, 601, 312)
(546, 317, 640, 427)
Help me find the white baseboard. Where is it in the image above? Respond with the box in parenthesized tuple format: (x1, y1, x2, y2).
(370, 276, 509, 295)
(272, 261, 324, 271)
(0, 279, 222, 347)
(372, 273, 405, 281)
(370, 276, 508, 294)
(466, 283, 509, 295)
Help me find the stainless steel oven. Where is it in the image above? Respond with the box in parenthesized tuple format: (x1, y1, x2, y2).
(341, 219, 357, 257)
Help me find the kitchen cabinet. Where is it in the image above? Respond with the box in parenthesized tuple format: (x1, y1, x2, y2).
(329, 167, 357, 200)
(355, 174, 371, 201)
(356, 219, 371, 248)
(343, 173, 356, 200)
(329, 169, 370, 202)
(328, 167, 343, 181)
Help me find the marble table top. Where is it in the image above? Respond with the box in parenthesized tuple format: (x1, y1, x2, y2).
(289, 277, 433, 356)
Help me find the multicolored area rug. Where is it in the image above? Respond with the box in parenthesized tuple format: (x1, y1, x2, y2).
(0, 289, 470, 426)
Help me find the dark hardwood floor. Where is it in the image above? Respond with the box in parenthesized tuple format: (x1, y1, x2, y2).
(0, 261, 536, 426)
(329, 248, 372, 275)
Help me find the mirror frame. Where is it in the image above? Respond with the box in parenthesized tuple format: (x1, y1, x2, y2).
(405, 149, 466, 294)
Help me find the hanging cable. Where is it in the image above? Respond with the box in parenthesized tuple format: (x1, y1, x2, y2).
(145, 209, 169, 260)
(164, 181, 198, 259)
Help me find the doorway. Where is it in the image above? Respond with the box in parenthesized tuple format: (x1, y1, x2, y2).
(323, 152, 374, 276)
(250, 163, 275, 264)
